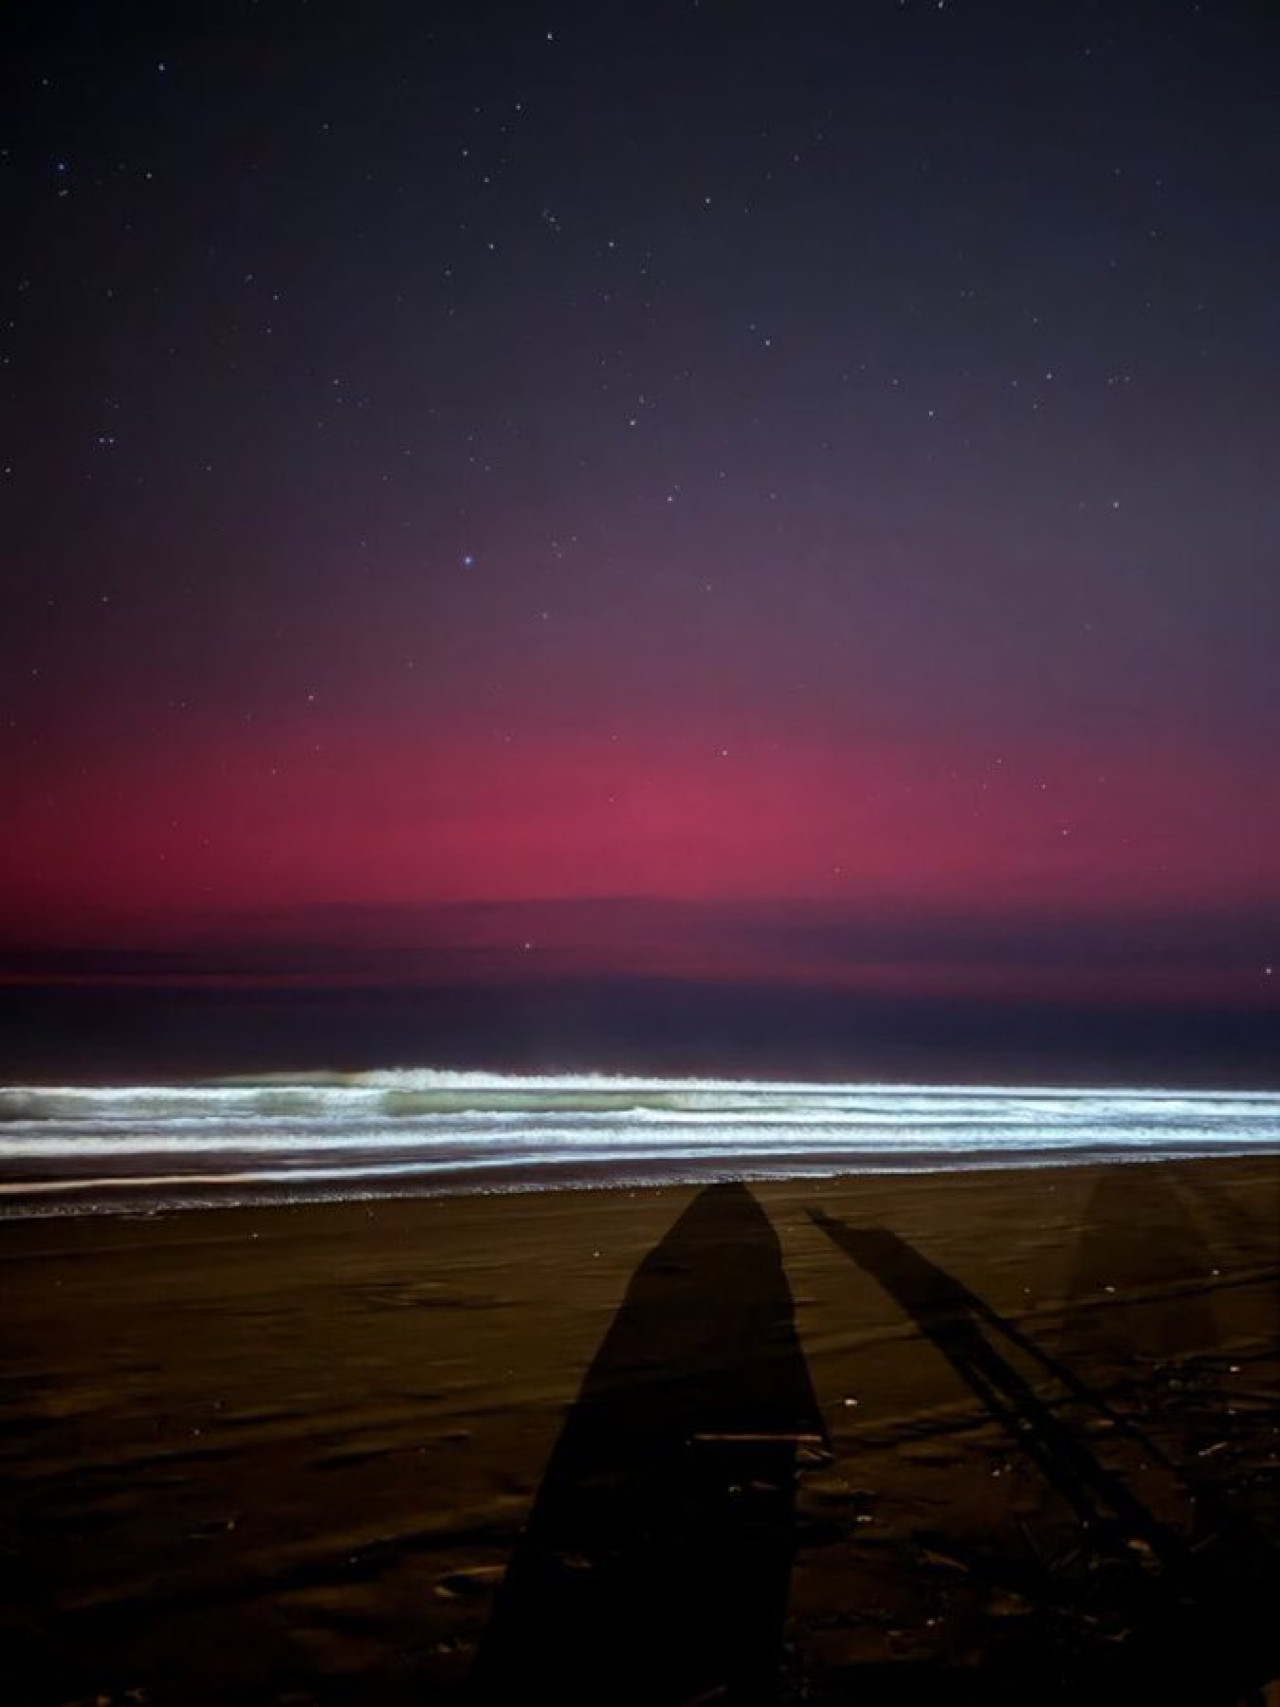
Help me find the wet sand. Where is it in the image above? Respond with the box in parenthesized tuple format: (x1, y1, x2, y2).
(2, 1156, 1279, 1704)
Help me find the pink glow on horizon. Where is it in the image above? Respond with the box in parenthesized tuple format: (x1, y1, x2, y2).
(4, 713, 1278, 951)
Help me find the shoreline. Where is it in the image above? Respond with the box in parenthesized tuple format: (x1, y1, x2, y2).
(4, 1136, 1280, 1220)
(7, 1076, 1280, 1225)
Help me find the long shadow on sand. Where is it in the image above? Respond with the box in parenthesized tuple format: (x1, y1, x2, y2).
(1064, 1162, 1220, 1374)
(1062, 1164, 1280, 1702)
(809, 1211, 1175, 1560)
(1164, 1166, 1280, 1354)
(468, 1182, 826, 1705)
(811, 1208, 1280, 1706)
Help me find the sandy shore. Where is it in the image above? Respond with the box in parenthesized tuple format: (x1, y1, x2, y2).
(2, 1156, 1279, 1704)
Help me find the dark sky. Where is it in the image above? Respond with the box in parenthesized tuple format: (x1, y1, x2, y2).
(3, 1, 1278, 1078)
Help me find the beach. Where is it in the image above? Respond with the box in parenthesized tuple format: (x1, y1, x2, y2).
(3, 1155, 1279, 1704)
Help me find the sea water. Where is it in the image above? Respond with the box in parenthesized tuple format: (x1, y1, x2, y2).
(2, 1071, 1279, 1215)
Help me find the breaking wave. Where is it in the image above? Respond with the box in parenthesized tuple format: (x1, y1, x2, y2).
(2, 1070, 1278, 1215)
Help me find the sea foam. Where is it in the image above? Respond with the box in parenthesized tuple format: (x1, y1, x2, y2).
(1, 1072, 1277, 1215)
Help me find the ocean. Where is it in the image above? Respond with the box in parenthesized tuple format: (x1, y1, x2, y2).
(3, 1070, 1279, 1216)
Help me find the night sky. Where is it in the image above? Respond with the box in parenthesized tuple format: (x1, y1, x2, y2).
(4, 1, 1278, 1082)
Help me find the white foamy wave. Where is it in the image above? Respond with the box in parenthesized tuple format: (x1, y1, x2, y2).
(1, 1072, 1277, 1214)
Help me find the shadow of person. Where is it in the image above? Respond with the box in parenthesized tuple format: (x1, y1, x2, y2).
(1062, 1162, 1280, 1704)
(1165, 1164, 1280, 1359)
(808, 1210, 1175, 1562)
(810, 1206, 1280, 1707)
(468, 1182, 826, 1705)
(1064, 1161, 1219, 1374)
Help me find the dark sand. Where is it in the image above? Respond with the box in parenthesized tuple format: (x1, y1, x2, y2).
(2, 1157, 1279, 1704)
